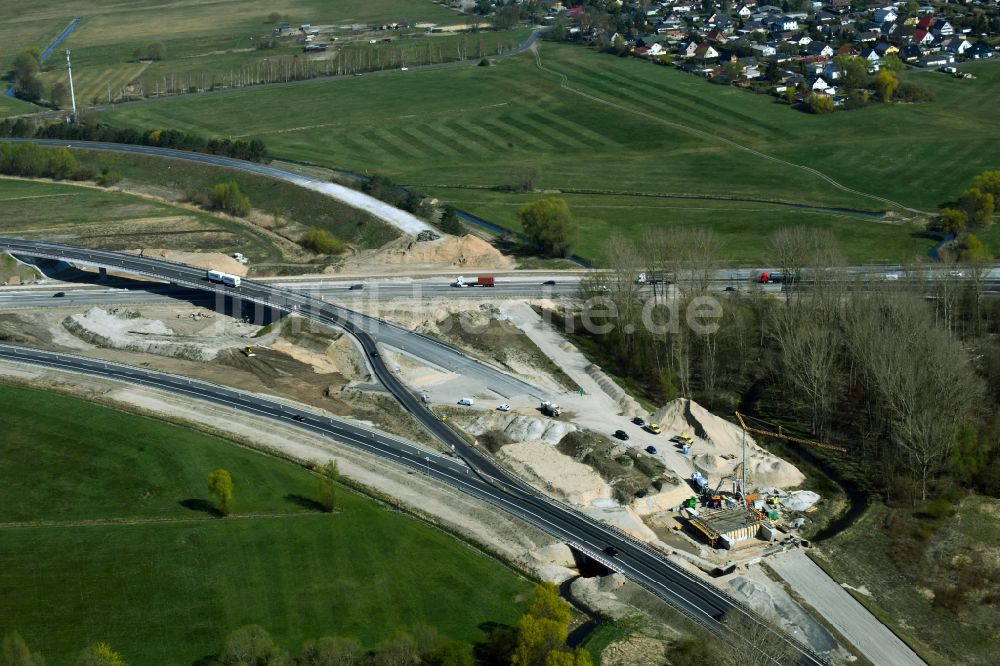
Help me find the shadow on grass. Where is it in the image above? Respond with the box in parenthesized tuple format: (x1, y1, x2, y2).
(179, 498, 222, 518)
(474, 621, 518, 665)
(285, 493, 326, 512)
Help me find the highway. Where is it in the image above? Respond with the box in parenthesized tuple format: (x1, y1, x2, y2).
(0, 237, 827, 665)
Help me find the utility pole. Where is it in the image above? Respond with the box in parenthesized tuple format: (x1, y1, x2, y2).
(65, 50, 77, 120)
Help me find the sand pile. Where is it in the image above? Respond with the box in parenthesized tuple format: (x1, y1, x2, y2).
(342, 234, 513, 270)
(128, 249, 247, 276)
(464, 411, 576, 444)
(499, 441, 613, 506)
(651, 398, 804, 489)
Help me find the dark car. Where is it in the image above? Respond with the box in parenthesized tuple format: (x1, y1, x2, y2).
(724, 286, 736, 292)
(614, 429, 629, 441)
(370, 350, 379, 357)
(53, 291, 65, 297)
(292, 414, 305, 422)
(349, 283, 364, 291)
(542, 279, 556, 285)
(645, 446, 657, 455)
(632, 416, 645, 427)
(604, 546, 618, 557)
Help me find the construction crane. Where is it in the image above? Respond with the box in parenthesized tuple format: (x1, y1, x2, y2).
(728, 412, 848, 500)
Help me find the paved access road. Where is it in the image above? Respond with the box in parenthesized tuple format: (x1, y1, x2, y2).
(0, 237, 827, 666)
(769, 551, 926, 666)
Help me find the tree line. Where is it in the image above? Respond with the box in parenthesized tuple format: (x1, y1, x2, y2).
(0, 119, 268, 163)
(563, 226, 1000, 505)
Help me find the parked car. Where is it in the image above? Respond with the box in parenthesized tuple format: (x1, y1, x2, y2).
(458, 397, 475, 406)
(497, 403, 510, 412)
(614, 429, 629, 441)
(632, 416, 645, 427)
(645, 446, 657, 455)
(646, 423, 662, 435)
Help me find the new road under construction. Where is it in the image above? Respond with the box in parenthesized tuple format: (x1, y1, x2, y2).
(0, 236, 827, 666)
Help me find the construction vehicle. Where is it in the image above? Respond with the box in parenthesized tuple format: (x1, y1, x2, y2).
(242, 346, 256, 358)
(540, 400, 561, 417)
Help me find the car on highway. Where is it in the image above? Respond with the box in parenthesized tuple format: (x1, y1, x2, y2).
(604, 546, 618, 556)
(458, 397, 474, 406)
(632, 416, 645, 427)
(400, 66, 409, 71)
(542, 280, 556, 285)
(292, 414, 305, 422)
(646, 423, 662, 435)
(52, 291, 65, 297)
(370, 350, 379, 358)
(645, 445, 657, 455)
(349, 283, 364, 290)
(614, 429, 629, 441)
(724, 286, 736, 292)
(885, 273, 900, 281)
(497, 403, 510, 412)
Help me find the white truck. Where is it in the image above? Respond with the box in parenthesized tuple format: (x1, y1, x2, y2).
(540, 400, 561, 417)
(207, 269, 241, 288)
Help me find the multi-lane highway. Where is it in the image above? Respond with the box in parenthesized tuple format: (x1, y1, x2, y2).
(0, 237, 827, 665)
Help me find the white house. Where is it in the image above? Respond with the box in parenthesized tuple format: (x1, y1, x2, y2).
(873, 8, 898, 23)
(751, 43, 777, 57)
(811, 76, 835, 93)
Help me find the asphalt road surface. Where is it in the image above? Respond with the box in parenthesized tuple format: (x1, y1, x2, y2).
(769, 551, 926, 666)
(0, 237, 827, 665)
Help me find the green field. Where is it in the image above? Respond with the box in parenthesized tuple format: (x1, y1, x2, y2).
(0, 177, 281, 262)
(0, 94, 37, 119)
(0, 383, 531, 663)
(99, 43, 1000, 264)
(1, 0, 461, 70)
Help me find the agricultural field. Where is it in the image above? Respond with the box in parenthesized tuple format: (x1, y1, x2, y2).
(100, 42, 1000, 264)
(9, 0, 479, 106)
(0, 177, 280, 263)
(0, 383, 532, 664)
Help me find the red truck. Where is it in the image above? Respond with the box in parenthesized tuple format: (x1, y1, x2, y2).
(477, 275, 495, 287)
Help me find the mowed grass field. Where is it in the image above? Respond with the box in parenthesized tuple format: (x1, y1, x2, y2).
(101, 43, 1000, 264)
(0, 384, 532, 664)
(0, 177, 280, 262)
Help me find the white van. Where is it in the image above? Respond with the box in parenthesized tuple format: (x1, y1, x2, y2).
(457, 397, 474, 406)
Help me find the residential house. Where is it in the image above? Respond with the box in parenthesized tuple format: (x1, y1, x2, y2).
(810, 76, 835, 93)
(737, 4, 753, 18)
(968, 42, 994, 59)
(941, 38, 971, 57)
(932, 21, 954, 37)
(899, 43, 923, 62)
(873, 8, 898, 23)
(859, 30, 880, 43)
(751, 43, 777, 57)
(822, 62, 842, 80)
(806, 41, 834, 57)
(815, 10, 836, 23)
(694, 43, 720, 60)
(912, 29, 934, 46)
(916, 52, 954, 67)
(915, 15, 934, 31)
(874, 41, 899, 57)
